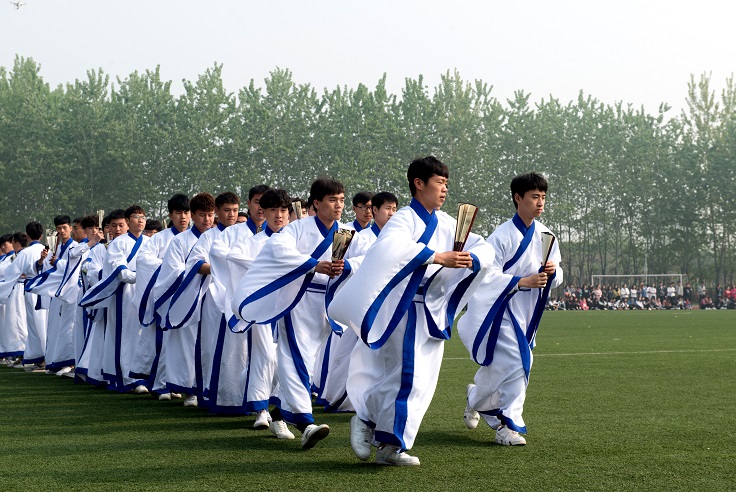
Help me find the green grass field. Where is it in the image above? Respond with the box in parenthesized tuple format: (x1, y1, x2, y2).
(1, 311, 735, 491)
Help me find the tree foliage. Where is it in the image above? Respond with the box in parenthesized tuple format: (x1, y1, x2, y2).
(1, 56, 734, 286)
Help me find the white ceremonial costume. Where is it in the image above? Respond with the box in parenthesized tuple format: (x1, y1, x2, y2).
(79, 242, 108, 385)
(205, 218, 264, 414)
(329, 199, 493, 450)
(457, 214, 563, 433)
(161, 224, 218, 397)
(0, 250, 27, 358)
(315, 224, 378, 412)
(73, 241, 104, 381)
(232, 216, 338, 426)
(25, 237, 78, 371)
(0, 241, 48, 364)
(80, 232, 148, 391)
(209, 224, 279, 414)
(59, 239, 91, 370)
(128, 226, 182, 390)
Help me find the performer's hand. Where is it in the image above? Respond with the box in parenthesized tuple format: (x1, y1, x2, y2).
(519, 273, 548, 289)
(330, 259, 345, 277)
(542, 261, 556, 275)
(39, 249, 48, 262)
(315, 261, 335, 277)
(49, 255, 57, 267)
(434, 251, 473, 269)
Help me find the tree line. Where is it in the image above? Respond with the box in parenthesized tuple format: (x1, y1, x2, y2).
(1, 56, 734, 287)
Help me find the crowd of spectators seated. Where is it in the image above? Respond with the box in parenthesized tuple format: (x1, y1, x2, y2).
(546, 281, 736, 311)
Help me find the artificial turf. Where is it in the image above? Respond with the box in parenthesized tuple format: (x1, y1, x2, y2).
(0, 310, 734, 491)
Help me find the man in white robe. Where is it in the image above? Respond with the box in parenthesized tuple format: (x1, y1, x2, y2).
(0, 222, 48, 370)
(71, 215, 104, 381)
(458, 172, 563, 446)
(329, 156, 493, 466)
(206, 185, 271, 417)
(316, 192, 398, 413)
(25, 215, 79, 375)
(165, 192, 239, 407)
(80, 207, 149, 392)
(128, 194, 191, 397)
(0, 234, 26, 363)
(232, 178, 348, 450)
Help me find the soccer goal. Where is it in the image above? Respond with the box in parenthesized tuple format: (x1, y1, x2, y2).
(590, 273, 684, 288)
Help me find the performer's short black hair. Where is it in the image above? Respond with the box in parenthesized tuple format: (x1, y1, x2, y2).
(53, 215, 71, 227)
(306, 196, 315, 211)
(352, 191, 374, 207)
(124, 205, 145, 219)
(72, 217, 83, 226)
(25, 221, 43, 240)
(108, 209, 126, 221)
(13, 232, 29, 248)
(80, 215, 99, 229)
(101, 215, 111, 229)
(259, 189, 292, 210)
(168, 194, 190, 213)
(249, 184, 271, 201)
(190, 193, 215, 214)
(0, 234, 12, 245)
(237, 211, 248, 218)
(145, 219, 163, 233)
(510, 172, 548, 209)
(215, 191, 240, 208)
(407, 156, 449, 196)
(371, 191, 399, 210)
(310, 178, 344, 203)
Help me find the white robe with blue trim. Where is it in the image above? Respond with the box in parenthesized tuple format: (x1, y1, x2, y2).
(231, 216, 337, 425)
(0, 251, 27, 358)
(128, 226, 181, 382)
(0, 242, 48, 363)
(80, 233, 148, 391)
(458, 215, 563, 433)
(329, 200, 493, 450)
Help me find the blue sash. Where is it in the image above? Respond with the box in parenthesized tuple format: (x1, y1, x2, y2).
(359, 199, 436, 349)
(235, 217, 336, 326)
(79, 234, 143, 308)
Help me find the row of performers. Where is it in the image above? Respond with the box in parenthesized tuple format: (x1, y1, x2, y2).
(0, 156, 563, 466)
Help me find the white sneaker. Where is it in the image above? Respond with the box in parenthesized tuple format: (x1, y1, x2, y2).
(301, 423, 330, 450)
(157, 393, 172, 401)
(45, 369, 55, 375)
(183, 394, 198, 407)
(55, 366, 74, 377)
(464, 384, 480, 429)
(375, 444, 420, 466)
(350, 415, 374, 460)
(253, 410, 271, 430)
(170, 392, 182, 399)
(132, 384, 149, 394)
(269, 420, 295, 440)
(494, 425, 526, 446)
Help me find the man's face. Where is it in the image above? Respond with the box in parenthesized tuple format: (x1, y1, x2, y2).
(71, 223, 85, 242)
(515, 189, 546, 220)
(12, 240, 21, 253)
(192, 209, 215, 231)
(170, 209, 191, 232)
(236, 215, 247, 224)
(126, 212, 146, 236)
(314, 193, 345, 224)
(108, 218, 128, 239)
(248, 194, 265, 224)
(372, 202, 397, 229)
(264, 207, 290, 233)
(84, 226, 100, 242)
(353, 200, 373, 226)
(0, 242, 12, 255)
(415, 175, 448, 211)
(56, 223, 72, 242)
(216, 203, 239, 227)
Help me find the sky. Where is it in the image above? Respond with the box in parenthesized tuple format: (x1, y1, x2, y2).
(1, 0, 734, 117)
